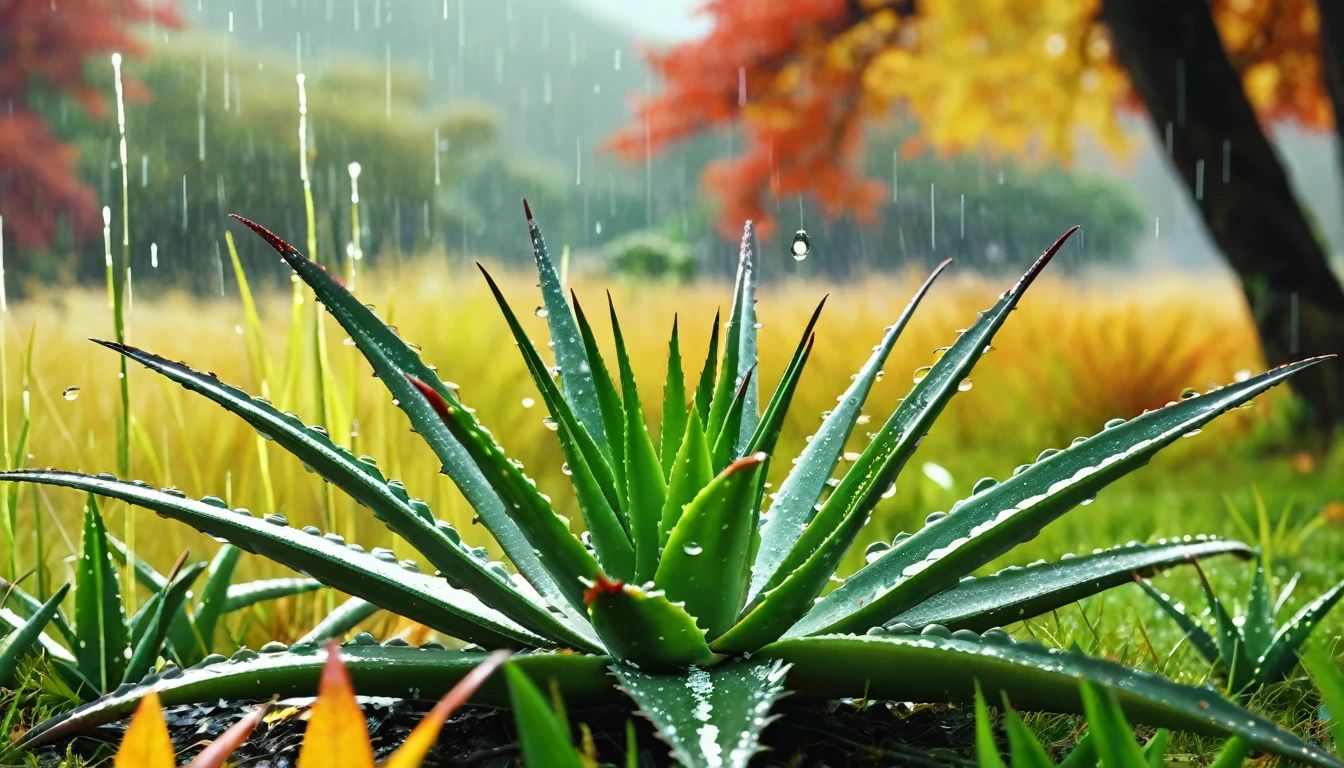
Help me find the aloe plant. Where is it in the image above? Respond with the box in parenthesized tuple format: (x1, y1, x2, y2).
(0, 495, 323, 698)
(2, 207, 1338, 768)
(1139, 554, 1344, 697)
(975, 679, 1252, 768)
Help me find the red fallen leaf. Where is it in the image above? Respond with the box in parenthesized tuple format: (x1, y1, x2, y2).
(583, 573, 624, 605)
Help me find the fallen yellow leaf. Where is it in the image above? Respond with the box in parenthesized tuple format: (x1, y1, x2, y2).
(296, 644, 375, 768)
(115, 692, 176, 768)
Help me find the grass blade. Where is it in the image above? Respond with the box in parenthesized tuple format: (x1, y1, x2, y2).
(750, 260, 949, 601)
(974, 682, 1007, 768)
(297, 596, 380, 645)
(1078, 680, 1147, 768)
(506, 662, 586, 768)
(222, 578, 324, 613)
(999, 691, 1053, 768)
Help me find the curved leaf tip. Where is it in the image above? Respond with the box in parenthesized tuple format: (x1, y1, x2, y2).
(1017, 225, 1079, 291)
(522, 197, 534, 222)
(726, 452, 767, 477)
(227, 214, 297, 256)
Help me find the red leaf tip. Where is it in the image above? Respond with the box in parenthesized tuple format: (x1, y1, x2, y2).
(583, 573, 624, 605)
(522, 198, 534, 222)
(725, 452, 768, 476)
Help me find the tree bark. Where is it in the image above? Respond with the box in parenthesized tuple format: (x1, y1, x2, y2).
(1100, 0, 1344, 433)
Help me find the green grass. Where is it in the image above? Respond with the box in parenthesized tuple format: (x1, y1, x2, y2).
(2, 255, 1342, 763)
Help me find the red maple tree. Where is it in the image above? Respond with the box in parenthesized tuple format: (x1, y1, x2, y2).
(0, 0, 178, 251)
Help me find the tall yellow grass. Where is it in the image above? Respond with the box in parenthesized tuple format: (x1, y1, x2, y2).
(8, 260, 1273, 640)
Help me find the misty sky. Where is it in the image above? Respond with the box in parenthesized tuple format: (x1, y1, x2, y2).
(569, 0, 708, 42)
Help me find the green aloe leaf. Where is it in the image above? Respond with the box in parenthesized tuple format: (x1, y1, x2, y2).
(607, 296, 668, 582)
(1079, 680, 1148, 768)
(710, 368, 755, 473)
(74, 494, 128, 692)
(0, 576, 74, 645)
(124, 556, 204, 685)
(706, 225, 758, 451)
(14, 644, 617, 752)
(103, 339, 590, 650)
(975, 681, 1008, 768)
(1243, 559, 1274, 664)
(656, 454, 766, 638)
(1209, 737, 1251, 768)
(611, 657, 789, 768)
(693, 310, 720, 427)
(760, 631, 1342, 768)
(0, 470, 548, 651)
(222, 578, 324, 613)
(0, 605, 75, 665)
(750, 259, 949, 601)
(230, 215, 580, 632)
(523, 200, 609, 456)
(1301, 642, 1344, 752)
(586, 577, 716, 668)
(999, 690, 1053, 768)
(168, 544, 240, 667)
(790, 356, 1326, 638)
(404, 376, 602, 618)
(1196, 568, 1252, 692)
(1258, 579, 1344, 682)
(573, 293, 628, 509)
(479, 266, 632, 580)
(659, 405, 713, 545)
(743, 297, 824, 457)
(296, 596, 380, 645)
(886, 539, 1251, 633)
(660, 316, 688, 481)
(506, 662, 586, 768)
(0, 584, 70, 688)
(1135, 580, 1221, 667)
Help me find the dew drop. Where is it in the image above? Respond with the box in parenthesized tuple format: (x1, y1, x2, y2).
(62, 386, 81, 401)
(957, 378, 973, 392)
(534, 306, 549, 318)
(521, 397, 535, 409)
(913, 366, 932, 384)
(541, 417, 559, 431)
(790, 229, 810, 261)
(683, 542, 703, 556)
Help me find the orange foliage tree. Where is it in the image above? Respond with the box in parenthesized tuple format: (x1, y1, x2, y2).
(611, 0, 1344, 431)
(0, 0, 177, 251)
(608, 0, 1325, 238)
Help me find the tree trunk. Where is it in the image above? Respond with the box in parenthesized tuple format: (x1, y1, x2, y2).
(1100, 0, 1344, 434)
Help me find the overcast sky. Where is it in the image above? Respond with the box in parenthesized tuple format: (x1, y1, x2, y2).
(568, 0, 709, 42)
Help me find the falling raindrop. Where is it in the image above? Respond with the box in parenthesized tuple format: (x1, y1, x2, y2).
(150, 242, 158, 268)
(521, 397, 535, 409)
(62, 386, 81, 401)
(790, 230, 810, 261)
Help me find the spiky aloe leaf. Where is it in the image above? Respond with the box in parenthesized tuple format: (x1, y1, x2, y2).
(0, 584, 70, 688)
(75, 495, 129, 692)
(230, 216, 581, 634)
(479, 267, 632, 580)
(611, 658, 789, 768)
(659, 405, 712, 545)
(103, 340, 591, 651)
(707, 224, 757, 451)
(14, 644, 617, 751)
(709, 368, 754, 473)
(750, 260, 949, 601)
(405, 377, 601, 618)
(0, 471, 546, 650)
(790, 356, 1327, 638)
(222, 578, 324, 613)
(585, 576, 716, 668)
(0, 576, 74, 645)
(885, 539, 1251, 633)
(168, 544, 240, 667)
(759, 631, 1343, 768)
(1244, 560, 1274, 664)
(1258, 580, 1344, 682)
(743, 297, 824, 457)
(523, 200, 609, 456)
(506, 662, 586, 768)
(0, 605, 74, 665)
(693, 310, 720, 427)
(607, 297, 668, 583)
(655, 455, 766, 638)
(573, 293, 627, 509)
(1135, 580, 1220, 667)
(125, 557, 203, 685)
(1196, 568, 1253, 692)
(297, 597, 380, 645)
(660, 316, 688, 481)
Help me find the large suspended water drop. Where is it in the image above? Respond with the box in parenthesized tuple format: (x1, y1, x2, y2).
(62, 386, 81, 401)
(790, 229, 811, 261)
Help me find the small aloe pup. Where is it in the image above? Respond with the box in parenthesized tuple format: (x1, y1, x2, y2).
(1140, 555, 1344, 698)
(1, 204, 1338, 768)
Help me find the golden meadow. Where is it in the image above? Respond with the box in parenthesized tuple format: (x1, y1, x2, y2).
(7, 257, 1336, 646)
